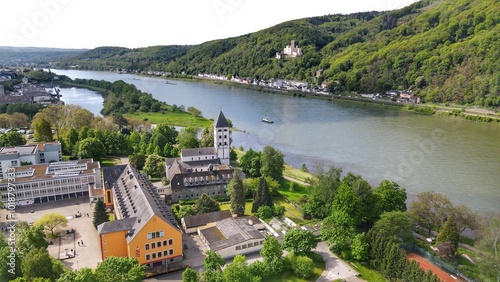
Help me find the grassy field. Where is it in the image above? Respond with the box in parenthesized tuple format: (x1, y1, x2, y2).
(124, 111, 212, 128)
(278, 181, 310, 203)
(349, 262, 386, 282)
(100, 157, 121, 167)
(283, 164, 313, 183)
(219, 201, 253, 215)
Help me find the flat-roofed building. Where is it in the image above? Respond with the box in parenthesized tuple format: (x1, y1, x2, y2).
(0, 159, 101, 206)
(0, 142, 62, 179)
(198, 217, 266, 259)
(181, 210, 232, 234)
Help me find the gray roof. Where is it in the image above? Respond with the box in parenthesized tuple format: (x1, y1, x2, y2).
(200, 217, 265, 251)
(0, 145, 37, 155)
(102, 165, 128, 189)
(182, 210, 232, 229)
(181, 147, 216, 157)
(214, 111, 230, 128)
(97, 217, 136, 234)
(105, 164, 180, 243)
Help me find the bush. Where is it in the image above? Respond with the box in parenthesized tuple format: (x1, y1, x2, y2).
(274, 205, 286, 217)
(341, 249, 352, 260)
(257, 206, 274, 220)
(249, 260, 271, 279)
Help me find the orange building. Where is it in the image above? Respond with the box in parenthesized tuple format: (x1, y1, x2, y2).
(97, 165, 183, 269)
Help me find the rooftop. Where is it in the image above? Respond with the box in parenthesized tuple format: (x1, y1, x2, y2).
(182, 210, 232, 229)
(97, 217, 136, 234)
(200, 217, 265, 251)
(214, 111, 230, 128)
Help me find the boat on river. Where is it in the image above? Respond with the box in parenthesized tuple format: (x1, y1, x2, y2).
(165, 80, 177, 85)
(262, 117, 274, 123)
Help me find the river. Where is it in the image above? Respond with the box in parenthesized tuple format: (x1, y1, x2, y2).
(55, 69, 500, 213)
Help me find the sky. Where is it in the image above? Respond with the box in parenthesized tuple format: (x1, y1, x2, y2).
(0, 0, 419, 49)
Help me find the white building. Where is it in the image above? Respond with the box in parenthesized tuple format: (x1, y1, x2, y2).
(0, 159, 101, 206)
(0, 142, 62, 179)
(198, 217, 266, 259)
(282, 40, 302, 58)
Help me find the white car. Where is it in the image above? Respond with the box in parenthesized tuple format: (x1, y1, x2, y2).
(426, 237, 435, 243)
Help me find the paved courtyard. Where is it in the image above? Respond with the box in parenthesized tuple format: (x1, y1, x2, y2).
(1, 197, 102, 270)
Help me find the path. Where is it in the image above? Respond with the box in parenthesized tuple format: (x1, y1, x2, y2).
(314, 241, 364, 282)
(283, 175, 309, 186)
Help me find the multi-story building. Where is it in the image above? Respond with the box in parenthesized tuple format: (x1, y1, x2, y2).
(0, 142, 62, 179)
(0, 159, 101, 206)
(166, 111, 234, 203)
(97, 165, 183, 270)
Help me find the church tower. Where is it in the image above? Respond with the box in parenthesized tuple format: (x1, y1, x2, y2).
(214, 111, 230, 165)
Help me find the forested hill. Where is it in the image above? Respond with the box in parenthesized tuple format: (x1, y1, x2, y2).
(57, 0, 500, 107)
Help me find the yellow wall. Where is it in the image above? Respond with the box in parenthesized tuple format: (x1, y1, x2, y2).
(99, 230, 129, 260)
(127, 215, 183, 265)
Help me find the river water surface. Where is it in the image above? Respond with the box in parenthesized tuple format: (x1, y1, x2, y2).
(56, 69, 500, 213)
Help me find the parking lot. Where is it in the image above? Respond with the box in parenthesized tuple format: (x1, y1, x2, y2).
(1, 197, 102, 270)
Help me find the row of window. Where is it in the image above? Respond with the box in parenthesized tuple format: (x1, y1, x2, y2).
(235, 240, 264, 251)
(145, 249, 174, 261)
(217, 128, 228, 132)
(146, 231, 164, 240)
(145, 239, 173, 250)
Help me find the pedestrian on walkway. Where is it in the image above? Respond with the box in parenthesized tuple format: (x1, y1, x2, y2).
(78, 241, 80, 246)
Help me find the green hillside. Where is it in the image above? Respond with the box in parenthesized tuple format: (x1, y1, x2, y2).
(57, 0, 500, 107)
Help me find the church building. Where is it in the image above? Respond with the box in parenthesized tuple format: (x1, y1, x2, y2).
(166, 111, 234, 203)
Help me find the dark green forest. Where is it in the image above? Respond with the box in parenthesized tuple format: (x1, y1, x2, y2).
(56, 0, 500, 107)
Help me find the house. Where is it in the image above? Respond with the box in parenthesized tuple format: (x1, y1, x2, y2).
(166, 111, 233, 203)
(282, 40, 303, 58)
(0, 159, 101, 206)
(181, 210, 232, 234)
(399, 91, 421, 104)
(97, 164, 183, 269)
(198, 217, 266, 259)
(0, 142, 63, 179)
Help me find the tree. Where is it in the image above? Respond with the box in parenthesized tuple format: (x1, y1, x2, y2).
(194, 194, 220, 214)
(95, 256, 145, 282)
(260, 146, 284, 181)
(260, 236, 283, 275)
(78, 137, 106, 160)
(257, 206, 273, 220)
(230, 169, 245, 216)
(182, 268, 198, 282)
(373, 180, 407, 216)
(222, 255, 260, 282)
(369, 211, 413, 243)
(251, 177, 273, 213)
(154, 123, 178, 145)
(476, 213, 500, 282)
(128, 153, 147, 170)
(199, 125, 214, 147)
(0, 131, 26, 147)
(282, 229, 317, 254)
(331, 181, 361, 226)
(451, 204, 479, 234)
(177, 127, 199, 150)
(382, 243, 407, 281)
(16, 225, 48, 258)
(57, 267, 97, 282)
(321, 210, 356, 253)
(10, 112, 30, 129)
(351, 233, 370, 261)
(34, 213, 68, 237)
(436, 216, 460, 251)
(292, 255, 314, 278)
(143, 154, 166, 178)
(66, 127, 79, 152)
(93, 198, 109, 229)
(303, 165, 342, 219)
(240, 148, 261, 177)
(33, 118, 53, 142)
(21, 248, 66, 281)
(409, 191, 453, 236)
(204, 250, 225, 271)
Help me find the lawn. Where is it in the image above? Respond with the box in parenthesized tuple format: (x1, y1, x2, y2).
(219, 201, 253, 215)
(283, 164, 313, 183)
(124, 111, 211, 128)
(349, 261, 385, 282)
(100, 157, 120, 167)
(274, 197, 307, 225)
(278, 181, 309, 203)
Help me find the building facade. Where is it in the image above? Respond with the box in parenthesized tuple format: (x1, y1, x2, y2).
(0, 159, 101, 206)
(0, 142, 62, 179)
(98, 165, 183, 269)
(166, 111, 234, 203)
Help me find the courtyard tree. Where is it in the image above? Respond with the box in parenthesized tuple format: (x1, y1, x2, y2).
(369, 211, 413, 243)
(143, 154, 166, 178)
(222, 255, 260, 282)
(128, 153, 147, 170)
(260, 236, 283, 275)
(34, 213, 68, 237)
(409, 191, 453, 236)
(78, 137, 106, 161)
(93, 198, 109, 229)
(182, 268, 198, 282)
(321, 210, 356, 253)
(57, 267, 97, 282)
(282, 229, 317, 254)
(230, 169, 245, 216)
(95, 256, 145, 282)
(194, 194, 220, 214)
(16, 224, 48, 258)
(259, 146, 284, 182)
(204, 250, 225, 271)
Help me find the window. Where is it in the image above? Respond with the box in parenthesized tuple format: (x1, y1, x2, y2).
(169, 249, 174, 255)
(147, 233, 152, 240)
(152, 253, 156, 259)
(163, 250, 168, 256)
(158, 251, 162, 258)
(236, 246, 241, 250)
(163, 240, 167, 246)
(145, 244, 149, 250)
(152, 243, 156, 249)
(168, 239, 173, 245)
(242, 244, 247, 249)
(146, 254, 150, 260)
